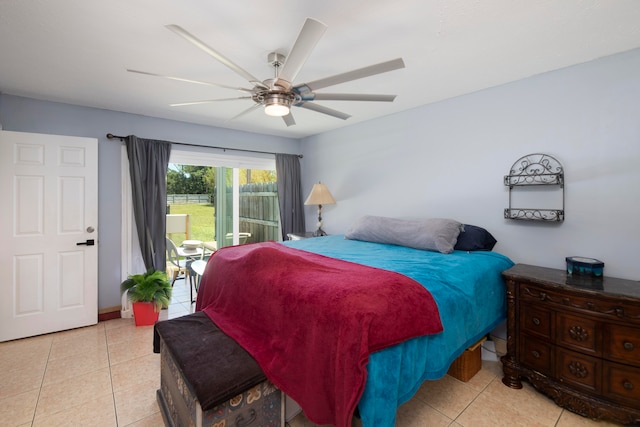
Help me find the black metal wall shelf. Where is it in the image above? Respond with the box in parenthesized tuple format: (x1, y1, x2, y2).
(504, 153, 564, 222)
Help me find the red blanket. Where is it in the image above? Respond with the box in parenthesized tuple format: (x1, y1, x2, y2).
(196, 242, 443, 427)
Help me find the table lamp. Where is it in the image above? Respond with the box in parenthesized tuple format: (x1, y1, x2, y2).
(304, 182, 336, 236)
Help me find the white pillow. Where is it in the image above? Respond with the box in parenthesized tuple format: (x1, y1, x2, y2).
(345, 215, 463, 254)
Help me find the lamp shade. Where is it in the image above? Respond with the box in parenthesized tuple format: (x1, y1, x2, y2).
(304, 183, 336, 205)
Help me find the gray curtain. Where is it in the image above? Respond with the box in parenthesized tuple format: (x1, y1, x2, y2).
(126, 135, 172, 271)
(275, 154, 305, 240)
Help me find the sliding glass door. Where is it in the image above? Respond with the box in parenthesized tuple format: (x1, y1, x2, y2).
(214, 167, 240, 249)
(214, 166, 281, 249)
(167, 146, 280, 251)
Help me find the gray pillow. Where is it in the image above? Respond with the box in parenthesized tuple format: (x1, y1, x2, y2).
(345, 215, 463, 254)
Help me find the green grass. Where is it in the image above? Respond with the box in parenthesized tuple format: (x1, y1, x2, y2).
(168, 204, 215, 246)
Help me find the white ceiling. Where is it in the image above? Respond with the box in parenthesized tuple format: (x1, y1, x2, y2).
(1, 0, 640, 139)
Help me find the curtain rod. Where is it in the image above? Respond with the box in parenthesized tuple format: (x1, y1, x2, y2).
(106, 133, 303, 158)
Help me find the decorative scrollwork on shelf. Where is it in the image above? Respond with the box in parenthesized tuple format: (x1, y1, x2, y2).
(504, 208, 565, 221)
(504, 153, 565, 222)
(504, 153, 564, 187)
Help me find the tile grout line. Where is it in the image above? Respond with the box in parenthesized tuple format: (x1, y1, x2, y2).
(406, 368, 498, 426)
(30, 336, 54, 427)
(448, 375, 499, 426)
(553, 409, 569, 427)
(104, 323, 120, 427)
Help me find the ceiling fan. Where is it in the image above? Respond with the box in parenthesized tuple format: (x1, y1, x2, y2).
(127, 18, 405, 127)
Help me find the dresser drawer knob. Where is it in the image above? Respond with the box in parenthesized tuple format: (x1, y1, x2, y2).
(623, 381, 634, 391)
(531, 350, 541, 358)
(532, 317, 541, 326)
(623, 341, 635, 351)
(568, 326, 589, 342)
(568, 361, 588, 379)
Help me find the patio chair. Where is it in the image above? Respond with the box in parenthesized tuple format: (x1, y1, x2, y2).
(202, 232, 251, 253)
(166, 237, 190, 286)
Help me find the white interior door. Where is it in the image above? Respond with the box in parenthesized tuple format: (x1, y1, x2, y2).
(0, 130, 98, 342)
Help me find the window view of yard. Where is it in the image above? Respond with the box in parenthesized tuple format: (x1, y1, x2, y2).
(166, 203, 215, 248)
(166, 164, 280, 250)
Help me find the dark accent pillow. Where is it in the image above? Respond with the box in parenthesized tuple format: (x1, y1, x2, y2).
(454, 224, 497, 251)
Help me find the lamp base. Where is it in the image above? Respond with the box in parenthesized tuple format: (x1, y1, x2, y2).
(314, 204, 327, 237)
(313, 228, 327, 237)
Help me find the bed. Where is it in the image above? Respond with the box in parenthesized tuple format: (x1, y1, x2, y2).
(195, 220, 514, 427)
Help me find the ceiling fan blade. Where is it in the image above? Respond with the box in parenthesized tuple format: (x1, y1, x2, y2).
(282, 113, 296, 127)
(127, 69, 254, 93)
(170, 97, 252, 107)
(274, 18, 327, 90)
(296, 58, 405, 92)
(310, 93, 397, 102)
(297, 102, 351, 120)
(228, 103, 262, 121)
(166, 25, 267, 88)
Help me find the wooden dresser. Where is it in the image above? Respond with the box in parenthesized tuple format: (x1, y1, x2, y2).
(501, 264, 640, 425)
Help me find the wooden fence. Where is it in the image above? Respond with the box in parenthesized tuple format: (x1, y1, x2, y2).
(238, 182, 280, 242)
(167, 194, 211, 205)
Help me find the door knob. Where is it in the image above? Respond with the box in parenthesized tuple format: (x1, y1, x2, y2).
(76, 239, 95, 246)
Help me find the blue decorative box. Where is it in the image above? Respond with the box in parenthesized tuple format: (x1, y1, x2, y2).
(566, 257, 604, 277)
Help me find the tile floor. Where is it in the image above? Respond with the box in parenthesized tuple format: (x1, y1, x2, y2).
(0, 278, 624, 427)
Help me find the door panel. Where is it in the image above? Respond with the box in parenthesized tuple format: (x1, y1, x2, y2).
(59, 250, 85, 307)
(0, 130, 98, 342)
(14, 253, 44, 315)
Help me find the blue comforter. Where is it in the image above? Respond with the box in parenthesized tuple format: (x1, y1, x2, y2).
(282, 235, 514, 427)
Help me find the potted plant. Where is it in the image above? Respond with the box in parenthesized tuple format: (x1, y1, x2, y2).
(121, 269, 172, 326)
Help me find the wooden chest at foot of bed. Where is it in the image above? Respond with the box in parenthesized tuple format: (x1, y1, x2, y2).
(157, 340, 283, 427)
(447, 338, 485, 382)
(153, 312, 284, 427)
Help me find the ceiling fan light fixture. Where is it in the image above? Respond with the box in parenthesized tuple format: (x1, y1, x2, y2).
(264, 93, 292, 117)
(264, 103, 290, 117)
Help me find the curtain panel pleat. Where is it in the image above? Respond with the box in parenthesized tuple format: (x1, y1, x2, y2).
(275, 154, 306, 240)
(126, 135, 172, 271)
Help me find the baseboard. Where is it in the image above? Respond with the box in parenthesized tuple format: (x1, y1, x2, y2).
(98, 306, 122, 322)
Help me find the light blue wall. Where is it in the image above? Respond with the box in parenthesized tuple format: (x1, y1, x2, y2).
(300, 48, 640, 280)
(2, 46, 638, 311)
(0, 95, 300, 309)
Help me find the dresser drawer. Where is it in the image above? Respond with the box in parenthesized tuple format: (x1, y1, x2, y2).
(603, 362, 640, 407)
(557, 312, 599, 356)
(502, 264, 640, 425)
(520, 304, 553, 340)
(520, 335, 553, 376)
(604, 324, 640, 365)
(556, 347, 601, 394)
